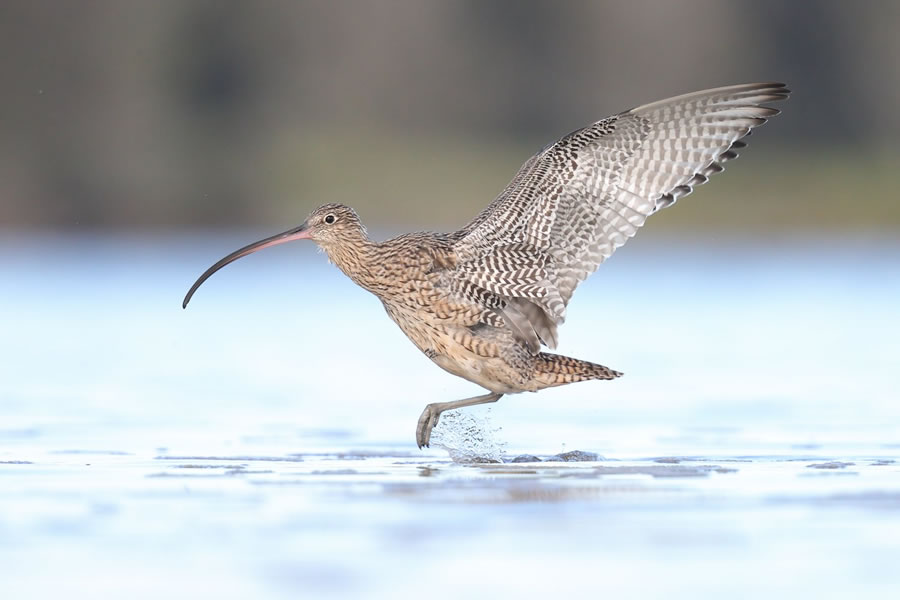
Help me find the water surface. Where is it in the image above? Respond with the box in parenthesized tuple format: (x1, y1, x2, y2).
(1, 233, 898, 598)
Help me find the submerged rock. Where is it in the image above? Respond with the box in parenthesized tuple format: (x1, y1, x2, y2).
(508, 454, 542, 463)
(544, 450, 601, 462)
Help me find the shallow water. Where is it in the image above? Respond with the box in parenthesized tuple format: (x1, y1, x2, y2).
(1, 233, 899, 598)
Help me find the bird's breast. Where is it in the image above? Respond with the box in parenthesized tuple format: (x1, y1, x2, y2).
(381, 300, 533, 393)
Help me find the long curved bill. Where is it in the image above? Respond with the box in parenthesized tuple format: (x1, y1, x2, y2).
(182, 223, 310, 308)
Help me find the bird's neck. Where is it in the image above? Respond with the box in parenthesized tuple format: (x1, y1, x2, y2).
(320, 230, 383, 292)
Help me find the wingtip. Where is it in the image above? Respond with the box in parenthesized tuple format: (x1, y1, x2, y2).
(757, 81, 791, 98)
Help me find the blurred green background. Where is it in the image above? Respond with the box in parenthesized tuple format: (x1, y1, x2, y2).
(1, 0, 898, 234)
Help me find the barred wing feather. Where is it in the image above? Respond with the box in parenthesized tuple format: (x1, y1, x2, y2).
(452, 82, 789, 350)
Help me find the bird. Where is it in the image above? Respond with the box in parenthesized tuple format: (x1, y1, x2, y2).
(183, 82, 789, 448)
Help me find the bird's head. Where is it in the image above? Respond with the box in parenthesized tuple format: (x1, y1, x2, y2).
(182, 203, 365, 308)
(300, 203, 365, 248)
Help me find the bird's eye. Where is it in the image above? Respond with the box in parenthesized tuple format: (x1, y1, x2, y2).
(324, 214, 336, 224)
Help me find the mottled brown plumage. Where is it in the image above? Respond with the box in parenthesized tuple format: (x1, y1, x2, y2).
(183, 83, 789, 448)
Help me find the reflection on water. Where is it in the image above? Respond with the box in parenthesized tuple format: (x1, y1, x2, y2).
(1, 233, 899, 599)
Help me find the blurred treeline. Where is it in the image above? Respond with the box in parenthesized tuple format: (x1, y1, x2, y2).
(1, 0, 898, 232)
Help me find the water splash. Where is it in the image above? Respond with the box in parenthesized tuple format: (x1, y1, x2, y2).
(430, 408, 506, 463)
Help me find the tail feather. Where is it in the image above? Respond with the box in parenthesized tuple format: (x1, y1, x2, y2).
(534, 352, 622, 388)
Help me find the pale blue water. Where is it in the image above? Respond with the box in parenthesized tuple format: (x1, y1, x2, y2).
(1, 232, 899, 598)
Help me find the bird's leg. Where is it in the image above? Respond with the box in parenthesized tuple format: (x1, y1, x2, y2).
(416, 392, 503, 449)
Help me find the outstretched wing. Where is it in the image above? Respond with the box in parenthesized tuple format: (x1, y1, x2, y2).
(452, 82, 789, 350)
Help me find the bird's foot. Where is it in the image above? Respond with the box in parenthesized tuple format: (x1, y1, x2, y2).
(416, 403, 442, 449)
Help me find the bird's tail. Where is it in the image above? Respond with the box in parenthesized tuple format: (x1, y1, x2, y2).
(533, 352, 623, 388)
